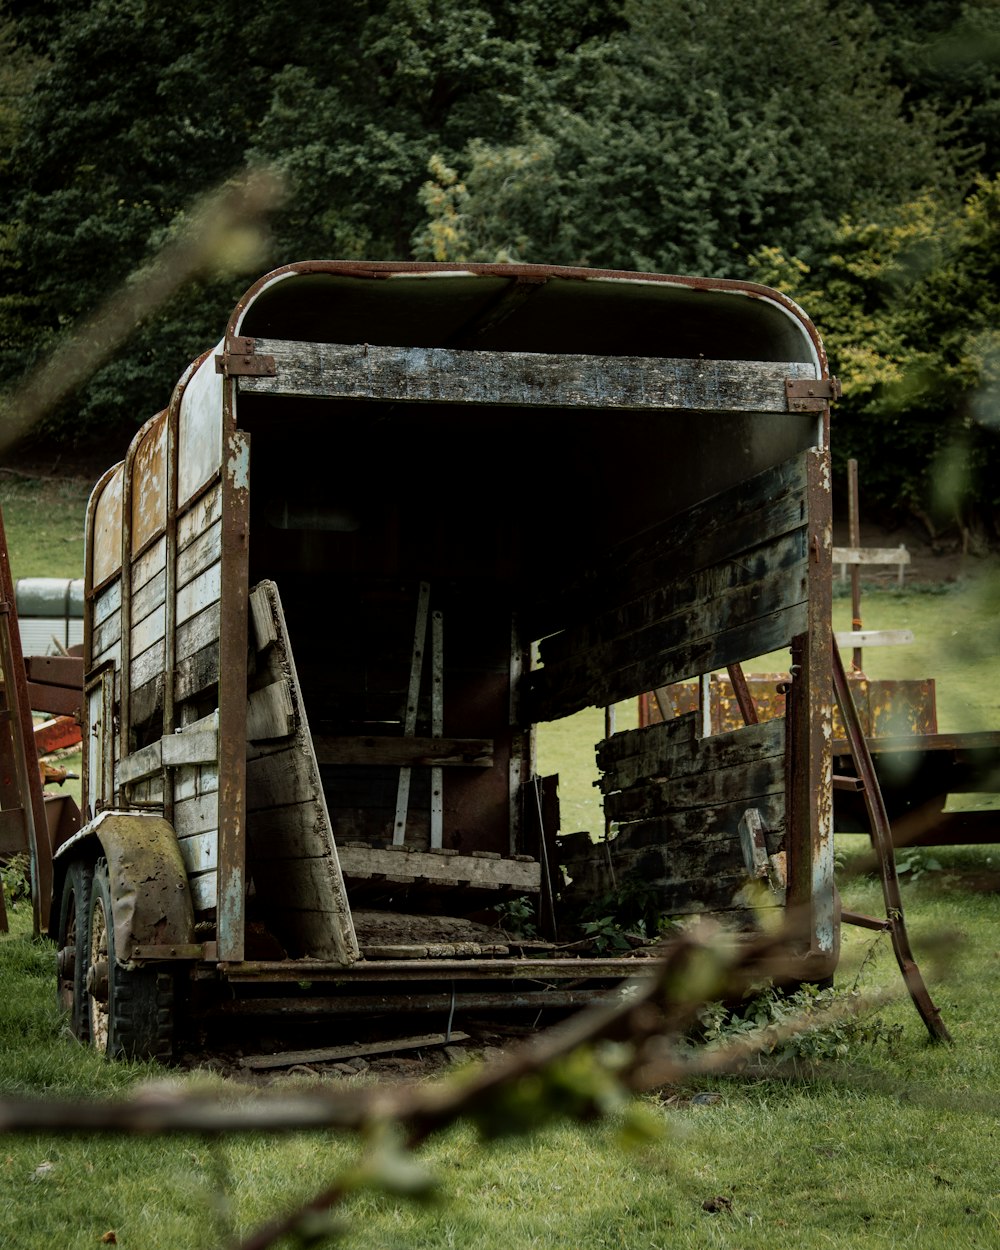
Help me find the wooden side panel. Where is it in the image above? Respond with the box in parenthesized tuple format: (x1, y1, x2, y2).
(244, 581, 358, 963)
(530, 455, 809, 721)
(574, 715, 786, 919)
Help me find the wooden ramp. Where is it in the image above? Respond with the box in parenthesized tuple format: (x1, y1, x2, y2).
(245, 580, 358, 964)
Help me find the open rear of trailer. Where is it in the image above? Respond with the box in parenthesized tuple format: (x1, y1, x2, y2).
(50, 261, 838, 1059)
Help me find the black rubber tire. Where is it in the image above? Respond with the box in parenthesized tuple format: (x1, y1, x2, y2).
(56, 859, 93, 1041)
(86, 858, 175, 1062)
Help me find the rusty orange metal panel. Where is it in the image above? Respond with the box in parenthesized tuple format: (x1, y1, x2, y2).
(91, 465, 124, 587)
(130, 411, 168, 556)
(642, 673, 937, 740)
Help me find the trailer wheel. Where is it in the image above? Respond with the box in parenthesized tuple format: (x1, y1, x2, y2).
(85, 858, 174, 1062)
(56, 859, 93, 1041)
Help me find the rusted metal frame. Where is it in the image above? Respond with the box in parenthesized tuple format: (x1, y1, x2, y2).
(217, 988, 608, 1016)
(784, 447, 835, 976)
(832, 643, 952, 1043)
(0, 506, 50, 932)
(217, 382, 250, 962)
(221, 955, 660, 981)
(225, 260, 830, 379)
(161, 382, 182, 828)
(785, 377, 842, 411)
(847, 458, 863, 671)
(726, 663, 759, 726)
(117, 411, 165, 791)
(430, 606, 444, 849)
(81, 464, 119, 817)
(509, 616, 528, 857)
(394, 581, 431, 847)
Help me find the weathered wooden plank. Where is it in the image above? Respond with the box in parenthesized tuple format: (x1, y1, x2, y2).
(598, 717, 785, 793)
(116, 714, 218, 785)
(131, 603, 165, 659)
(130, 566, 166, 627)
(247, 679, 296, 742)
(246, 744, 315, 808)
(243, 579, 358, 963)
(833, 545, 909, 567)
(540, 529, 807, 669)
(91, 638, 122, 672)
(174, 792, 219, 838)
(176, 602, 220, 661)
(176, 561, 221, 626)
(116, 739, 162, 786)
(249, 856, 356, 919)
(177, 519, 222, 591)
(249, 583, 279, 652)
(175, 640, 219, 703)
(91, 608, 122, 658)
(177, 481, 222, 551)
(312, 735, 494, 768)
(525, 453, 808, 637)
(247, 801, 333, 860)
(92, 579, 122, 629)
(335, 845, 541, 891)
(605, 761, 785, 821)
(174, 762, 219, 802)
(130, 637, 164, 691)
(530, 594, 808, 723)
(131, 535, 166, 595)
(243, 338, 818, 413)
(599, 711, 699, 765)
(189, 869, 217, 911)
(611, 794, 785, 851)
(834, 630, 915, 648)
(127, 775, 164, 805)
(177, 829, 218, 875)
(241, 1031, 471, 1071)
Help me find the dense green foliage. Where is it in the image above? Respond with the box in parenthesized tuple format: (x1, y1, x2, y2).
(2, 0, 1000, 529)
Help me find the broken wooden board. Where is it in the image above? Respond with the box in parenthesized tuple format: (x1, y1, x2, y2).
(336, 845, 540, 892)
(240, 1031, 471, 1071)
(245, 580, 359, 964)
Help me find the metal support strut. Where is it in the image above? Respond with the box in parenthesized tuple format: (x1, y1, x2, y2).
(832, 642, 952, 1044)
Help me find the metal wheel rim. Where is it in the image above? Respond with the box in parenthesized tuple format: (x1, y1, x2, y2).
(88, 894, 110, 1053)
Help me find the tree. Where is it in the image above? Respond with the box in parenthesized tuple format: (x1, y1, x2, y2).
(750, 177, 1000, 543)
(413, 0, 958, 277)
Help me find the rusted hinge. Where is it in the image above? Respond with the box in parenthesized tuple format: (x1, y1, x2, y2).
(785, 376, 842, 412)
(215, 335, 276, 378)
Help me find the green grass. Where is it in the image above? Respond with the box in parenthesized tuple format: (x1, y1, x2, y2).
(1, 867, 998, 1249)
(0, 473, 90, 580)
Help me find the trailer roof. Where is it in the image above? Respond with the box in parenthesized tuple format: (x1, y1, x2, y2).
(229, 261, 824, 372)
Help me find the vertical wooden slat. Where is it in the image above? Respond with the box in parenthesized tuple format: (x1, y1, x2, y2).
(786, 446, 835, 971)
(216, 427, 250, 962)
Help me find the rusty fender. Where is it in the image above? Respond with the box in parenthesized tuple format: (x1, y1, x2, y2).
(52, 812, 195, 965)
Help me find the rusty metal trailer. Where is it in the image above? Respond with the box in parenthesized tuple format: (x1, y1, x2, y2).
(47, 260, 841, 1060)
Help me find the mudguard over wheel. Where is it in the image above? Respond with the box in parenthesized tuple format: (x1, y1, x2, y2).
(86, 858, 174, 1061)
(56, 859, 93, 1041)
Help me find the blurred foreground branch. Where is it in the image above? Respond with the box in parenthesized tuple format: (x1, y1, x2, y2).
(0, 168, 285, 457)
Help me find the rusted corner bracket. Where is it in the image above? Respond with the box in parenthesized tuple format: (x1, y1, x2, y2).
(786, 377, 842, 411)
(215, 335, 276, 378)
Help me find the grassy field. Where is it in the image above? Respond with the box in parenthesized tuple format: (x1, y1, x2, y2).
(1, 476, 998, 1248)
